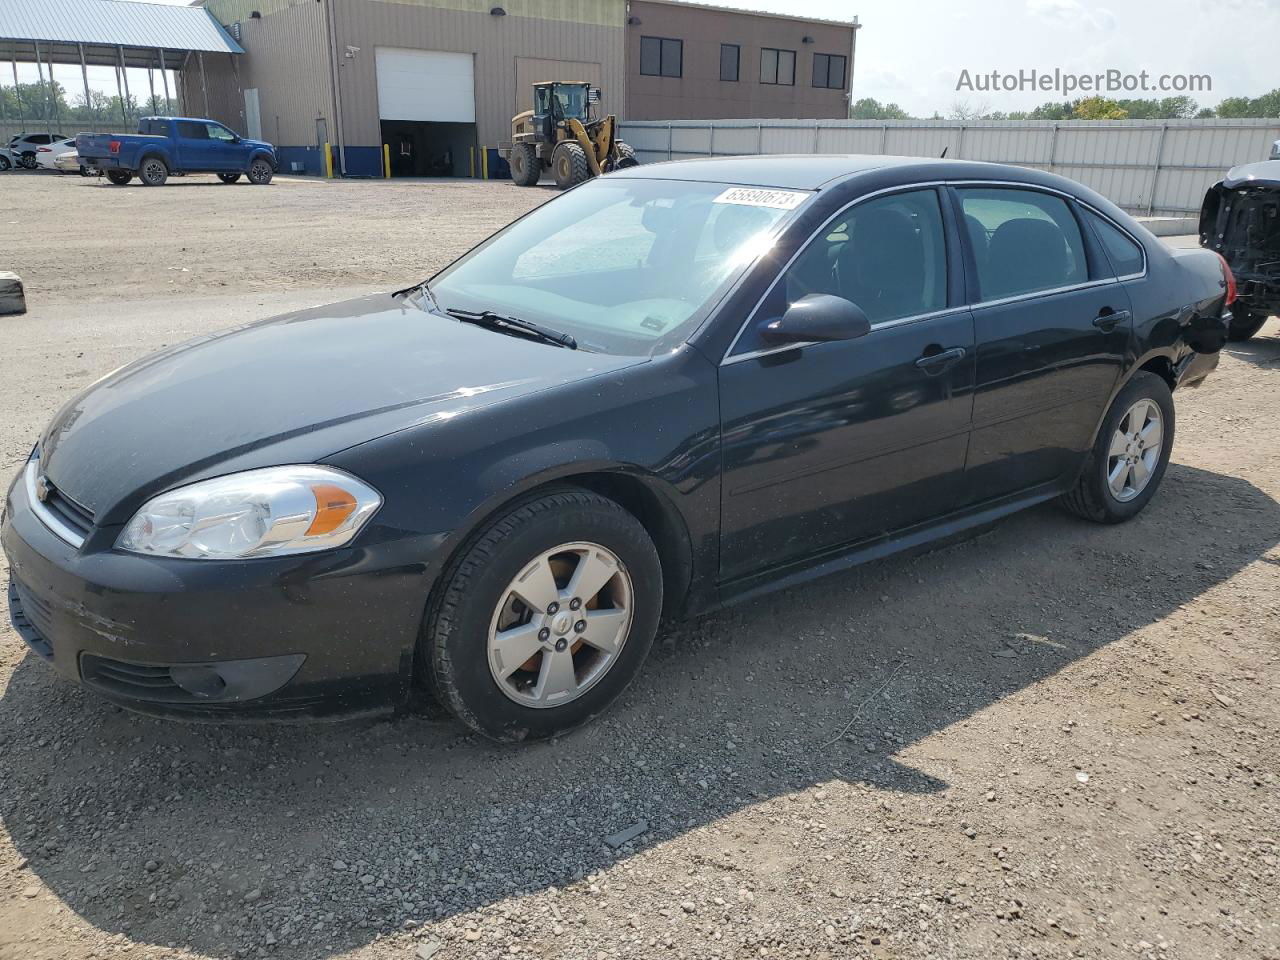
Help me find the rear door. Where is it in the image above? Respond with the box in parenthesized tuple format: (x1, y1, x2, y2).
(718, 186, 975, 582)
(955, 185, 1132, 500)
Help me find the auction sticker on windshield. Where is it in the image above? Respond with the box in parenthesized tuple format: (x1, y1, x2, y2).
(713, 187, 810, 210)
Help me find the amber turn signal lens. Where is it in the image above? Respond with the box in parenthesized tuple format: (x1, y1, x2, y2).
(306, 483, 358, 536)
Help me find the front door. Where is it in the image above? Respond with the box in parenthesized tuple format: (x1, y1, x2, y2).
(719, 187, 976, 583)
(955, 186, 1132, 499)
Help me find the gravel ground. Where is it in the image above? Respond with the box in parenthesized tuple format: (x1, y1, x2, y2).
(1, 171, 1279, 960)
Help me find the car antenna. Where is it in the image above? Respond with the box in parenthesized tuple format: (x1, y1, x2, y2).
(940, 146, 949, 158)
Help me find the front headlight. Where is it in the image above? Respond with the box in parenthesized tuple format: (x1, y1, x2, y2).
(117, 465, 382, 560)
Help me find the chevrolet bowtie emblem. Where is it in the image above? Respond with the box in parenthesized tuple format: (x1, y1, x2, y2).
(34, 475, 50, 502)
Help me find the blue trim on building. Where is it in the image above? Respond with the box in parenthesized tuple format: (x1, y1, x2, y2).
(342, 146, 384, 178)
(274, 146, 325, 176)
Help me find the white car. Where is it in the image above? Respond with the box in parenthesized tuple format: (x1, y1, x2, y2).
(1271, 138, 1280, 161)
(7, 132, 60, 168)
(54, 150, 88, 175)
(35, 138, 78, 171)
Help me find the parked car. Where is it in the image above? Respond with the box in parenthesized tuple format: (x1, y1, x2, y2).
(53, 149, 89, 175)
(3, 156, 1232, 740)
(7, 132, 59, 168)
(77, 116, 276, 186)
(1200, 159, 1280, 341)
(0, 147, 12, 171)
(35, 138, 77, 171)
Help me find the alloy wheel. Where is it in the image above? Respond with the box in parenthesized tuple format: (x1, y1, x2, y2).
(486, 541, 633, 709)
(1106, 398, 1163, 502)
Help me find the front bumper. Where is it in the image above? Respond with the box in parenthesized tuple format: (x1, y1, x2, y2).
(2, 468, 430, 720)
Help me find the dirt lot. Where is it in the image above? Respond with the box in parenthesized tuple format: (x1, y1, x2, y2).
(1, 171, 1278, 960)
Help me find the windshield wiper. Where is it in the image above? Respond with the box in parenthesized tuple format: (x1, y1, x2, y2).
(391, 279, 442, 314)
(446, 308, 578, 350)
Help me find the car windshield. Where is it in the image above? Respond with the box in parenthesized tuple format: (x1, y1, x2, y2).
(430, 178, 809, 355)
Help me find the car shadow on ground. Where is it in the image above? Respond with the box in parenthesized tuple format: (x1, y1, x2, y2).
(2, 462, 1276, 958)
(1224, 327, 1280, 367)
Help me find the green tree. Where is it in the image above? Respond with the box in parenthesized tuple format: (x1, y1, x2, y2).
(1073, 96, 1128, 120)
(850, 97, 911, 120)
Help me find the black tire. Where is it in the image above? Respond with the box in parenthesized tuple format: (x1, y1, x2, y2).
(421, 487, 663, 742)
(509, 143, 541, 186)
(1059, 371, 1175, 524)
(217, 172, 242, 184)
(0, 155, 10, 171)
(138, 156, 168, 186)
(19, 152, 37, 169)
(78, 165, 90, 177)
(1227, 310, 1267, 342)
(612, 141, 638, 170)
(247, 158, 273, 185)
(106, 170, 132, 186)
(551, 141, 590, 190)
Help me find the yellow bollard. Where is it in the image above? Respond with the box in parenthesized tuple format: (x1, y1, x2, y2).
(383, 143, 391, 179)
(323, 142, 333, 179)
(481, 146, 488, 180)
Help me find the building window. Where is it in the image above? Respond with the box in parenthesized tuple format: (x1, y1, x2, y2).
(760, 47, 795, 86)
(640, 36, 683, 78)
(812, 53, 847, 89)
(720, 43, 740, 82)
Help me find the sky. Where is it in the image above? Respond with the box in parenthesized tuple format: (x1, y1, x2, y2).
(10, 0, 1278, 117)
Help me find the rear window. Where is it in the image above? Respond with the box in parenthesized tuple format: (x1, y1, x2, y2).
(1086, 211, 1145, 277)
(958, 187, 1087, 300)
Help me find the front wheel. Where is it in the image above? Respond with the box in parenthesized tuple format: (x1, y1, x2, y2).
(1059, 371, 1174, 523)
(0, 155, 10, 171)
(138, 157, 168, 186)
(19, 153, 37, 169)
(106, 170, 132, 185)
(217, 172, 241, 184)
(247, 158, 273, 185)
(1227, 310, 1268, 342)
(551, 141, 590, 190)
(421, 488, 662, 742)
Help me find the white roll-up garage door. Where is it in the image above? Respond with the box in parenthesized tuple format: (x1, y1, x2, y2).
(375, 48, 476, 123)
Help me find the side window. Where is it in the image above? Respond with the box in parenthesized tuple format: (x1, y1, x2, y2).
(1085, 210, 1145, 277)
(958, 187, 1087, 300)
(176, 121, 208, 140)
(206, 123, 236, 141)
(737, 188, 948, 355)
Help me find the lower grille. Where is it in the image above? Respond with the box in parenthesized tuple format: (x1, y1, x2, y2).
(7, 578, 54, 660)
(81, 654, 189, 703)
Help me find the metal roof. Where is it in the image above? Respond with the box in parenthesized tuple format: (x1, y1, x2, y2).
(0, 0, 243, 55)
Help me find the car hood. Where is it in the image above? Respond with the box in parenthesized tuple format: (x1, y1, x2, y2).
(245, 138, 274, 152)
(38, 294, 641, 523)
(1223, 160, 1280, 190)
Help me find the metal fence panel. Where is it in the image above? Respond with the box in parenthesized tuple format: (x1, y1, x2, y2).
(618, 118, 1280, 216)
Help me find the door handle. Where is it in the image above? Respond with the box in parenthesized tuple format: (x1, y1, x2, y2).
(915, 346, 967, 372)
(1093, 309, 1132, 331)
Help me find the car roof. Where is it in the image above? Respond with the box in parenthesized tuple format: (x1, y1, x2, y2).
(611, 153, 1084, 193)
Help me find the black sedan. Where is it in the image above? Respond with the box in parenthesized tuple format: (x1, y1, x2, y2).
(3, 156, 1233, 740)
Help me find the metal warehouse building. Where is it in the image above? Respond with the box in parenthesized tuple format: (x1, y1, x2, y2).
(190, 0, 857, 178)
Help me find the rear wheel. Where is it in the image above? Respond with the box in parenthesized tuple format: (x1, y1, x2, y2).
(19, 152, 37, 169)
(0, 154, 10, 171)
(78, 165, 90, 177)
(1059, 371, 1174, 524)
(217, 172, 241, 184)
(421, 488, 662, 742)
(551, 141, 590, 190)
(1227, 310, 1267, 342)
(106, 170, 132, 186)
(138, 157, 168, 186)
(509, 143, 540, 186)
(247, 158, 273, 185)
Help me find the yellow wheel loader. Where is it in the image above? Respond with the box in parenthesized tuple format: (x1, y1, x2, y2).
(499, 81, 637, 190)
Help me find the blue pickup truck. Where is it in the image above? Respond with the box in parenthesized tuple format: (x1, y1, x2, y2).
(77, 117, 277, 187)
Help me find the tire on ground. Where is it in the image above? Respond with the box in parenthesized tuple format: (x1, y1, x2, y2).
(613, 141, 638, 170)
(551, 141, 591, 190)
(106, 170, 132, 186)
(420, 487, 663, 742)
(509, 143, 541, 186)
(247, 158, 273, 185)
(218, 172, 242, 184)
(1227, 310, 1267, 342)
(1059, 370, 1175, 524)
(138, 156, 168, 187)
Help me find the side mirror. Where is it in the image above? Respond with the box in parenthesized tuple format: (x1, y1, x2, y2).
(761, 294, 871, 345)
